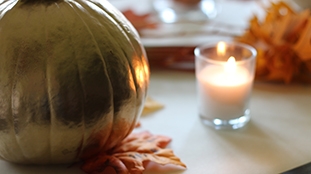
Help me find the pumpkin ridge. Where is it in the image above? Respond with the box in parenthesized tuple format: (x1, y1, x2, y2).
(0, 0, 25, 162)
(91, 0, 149, 95)
(66, 23, 87, 159)
(64, 0, 114, 149)
(83, 0, 149, 149)
(81, 0, 129, 113)
(43, 8, 52, 163)
(52, 1, 88, 159)
(45, 60, 53, 163)
(70, 48, 87, 159)
(121, 49, 139, 135)
(10, 3, 54, 163)
(8, 1, 35, 158)
(79, 0, 137, 150)
(10, 41, 27, 162)
(66, 0, 113, 102)
(86, 0, 149, 137)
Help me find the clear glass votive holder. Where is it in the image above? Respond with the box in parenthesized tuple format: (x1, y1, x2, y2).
(194, 41, 257, 130)
(152, 0, 218, 23)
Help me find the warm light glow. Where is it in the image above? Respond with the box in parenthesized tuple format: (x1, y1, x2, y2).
(217, 42, 226, 56)
(143, 59, 150, 79)
(135, 65, 145, 86)
(224, 56, 237, 73)
(129, 58, 149, 90)
(135, 60, 149, 87)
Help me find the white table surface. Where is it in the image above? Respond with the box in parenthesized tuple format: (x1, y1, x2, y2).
(1, 0, 311, 174)
(139, 70, 311, 174)
(1, 70, 311, 174)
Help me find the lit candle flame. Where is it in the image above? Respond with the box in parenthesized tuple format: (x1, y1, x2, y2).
(217, 41, 226, 56)
(224, 56, 236, 73)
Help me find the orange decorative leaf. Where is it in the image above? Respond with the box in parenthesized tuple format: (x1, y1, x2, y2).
(114, 149, 186, 174)
(81, 155, 128, 174)
(80, 131, 186, 174)
(173, 0, 201, 6)
(122, 9, 157, 33)
(235, 1, 311, 84)
(293, 17, 311, 61)
(113, 131, 172, 152)
(142, 96, 164, 116)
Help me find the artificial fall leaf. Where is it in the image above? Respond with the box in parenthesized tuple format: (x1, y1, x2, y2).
(293, 17, 311, 61)
(112, 131, 172, 152)
(81, 131, 186, 174)
(173, 0, 201, 6)
(235, 1, 311, 84)
(283, 10, 310, 43)
(114, 149, 185, 174)
(142, 96, 164, 116)
(306, 61, 311, 72)
(255, 48, 268, 76)
(122, 9, 157, 33)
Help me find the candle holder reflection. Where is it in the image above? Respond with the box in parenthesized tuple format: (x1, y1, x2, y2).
(152, 0, 218, 23)
(194, 41, 257, 130)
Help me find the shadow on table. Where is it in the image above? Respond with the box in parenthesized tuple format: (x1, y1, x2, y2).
(3, 161, 84, 174)
(212, 120, 310, 174)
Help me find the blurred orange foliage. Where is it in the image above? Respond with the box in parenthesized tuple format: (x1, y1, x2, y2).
(236, 1, 311, 84)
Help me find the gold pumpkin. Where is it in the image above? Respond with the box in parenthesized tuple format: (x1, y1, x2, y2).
(0, 0, 149, 164)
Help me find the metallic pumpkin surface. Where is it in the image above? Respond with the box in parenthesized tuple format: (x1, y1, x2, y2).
(0, 0, 149, 164)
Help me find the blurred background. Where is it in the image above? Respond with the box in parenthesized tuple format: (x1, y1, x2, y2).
(108, 0, 306, 71)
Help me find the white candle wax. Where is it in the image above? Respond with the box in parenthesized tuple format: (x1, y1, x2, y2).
(197, 64, 253, 120)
